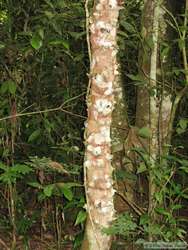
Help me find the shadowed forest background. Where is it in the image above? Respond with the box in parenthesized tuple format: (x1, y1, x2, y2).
(0, 0, 188, 249)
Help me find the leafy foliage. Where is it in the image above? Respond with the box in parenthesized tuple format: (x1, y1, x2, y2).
(103, 213, 137, 237)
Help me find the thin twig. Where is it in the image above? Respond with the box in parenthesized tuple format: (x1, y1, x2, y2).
(0, 92, 86, 122)
(0, 238, 10, 250)
(85, 0, 92, 101)
(167, 1, 188, 141)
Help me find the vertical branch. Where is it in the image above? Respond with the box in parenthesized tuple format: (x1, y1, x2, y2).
(85, 0, 92, 101)
(167, 0, 188, 141)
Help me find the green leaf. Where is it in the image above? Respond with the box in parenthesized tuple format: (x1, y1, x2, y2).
(28, 129, 41, 142)
(49, 39, 70, 50)
(155, 192, 163, 203)
(0, 162, 7, 171)
(179, 166, 188, 174)
(179, 119, 187, 130)
(138, 127, 151, 138)
(139, 214, 149, 225)
(43, 185, 54, 197)
(8, 80, 17, 95)
(127, 74, 145, 86)
(120, 20, 135, 33)
(103, 212, 137, 236)
(0, 43, 5, 49)
(27, 182, 43, 189)
(161, 46, 170, 59)
(118, 30, 129, 38)
(0, 164, 32, 184)
(68, 31, 86, 40)
(62, 185, 73, 201)
(75, 210, 87, 226)
(44, 11, 54, 19)
(37, 28, 44, 39)
(176, 127, 185, 135)
(171, 204, 182, 210)
(12, 164, 33, 174)
(137, 163, 147, 174)
(30, 35, 43, 50)
(155, 207, 170, 217)
(44, 0, 54, 8)
(178, 39, 185, 50)
(1, 81, 9, 94)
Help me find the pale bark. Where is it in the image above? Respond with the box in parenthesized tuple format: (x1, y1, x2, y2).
(82, 1, 121, 249)
(136, 0, 174, 239)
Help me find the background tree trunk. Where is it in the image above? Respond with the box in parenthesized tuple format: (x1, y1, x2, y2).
(136, 0, 175, 240)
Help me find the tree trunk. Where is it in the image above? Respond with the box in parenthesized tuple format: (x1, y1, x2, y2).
(136, 0, 174, 240)
(82, 1, 122, 249)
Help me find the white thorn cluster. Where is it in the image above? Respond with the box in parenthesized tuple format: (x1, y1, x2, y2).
(100, 206, 111, 214)
(94, 199, 101, 207)
(106, 180, 112, 189)
(87, 145, 102, 156)
(109, 0, 117, 8)
(96, 3, 102, 11)
(94, 99, 113, 115)
(88, 126, 110, 145)
(100, 126, 111, 142)
(96, 21, 112, 33)
(94, 74, 113, 95)
(104, 86, 113, 96)
(96, 37, 112, 48)
(106, 153, 113, 160)
(84, 160, 92, 168)
(95, 74, 104, 83)
(84, 121, 88, 128)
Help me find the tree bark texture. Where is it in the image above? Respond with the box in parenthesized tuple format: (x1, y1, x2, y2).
(82, 1, 122, 249)
(136, 0, 174, 239)
(136, 0, 173, 154)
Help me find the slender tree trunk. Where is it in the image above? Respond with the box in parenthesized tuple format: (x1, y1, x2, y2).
(82, 1, 122, 249)
(136, 0, 174, 240)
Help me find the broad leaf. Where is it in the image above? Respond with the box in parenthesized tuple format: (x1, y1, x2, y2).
(30, 35, 43, 50)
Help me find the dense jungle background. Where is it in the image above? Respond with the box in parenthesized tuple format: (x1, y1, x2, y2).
(0, 0, 188, 249)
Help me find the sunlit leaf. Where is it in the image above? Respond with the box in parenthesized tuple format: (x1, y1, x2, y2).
(61, 185, 73, 201)
(44, 185, 54, 197)
(75, 210, 87, 226)
(28, 129, 41, 142)
(30, 35, 43, 50)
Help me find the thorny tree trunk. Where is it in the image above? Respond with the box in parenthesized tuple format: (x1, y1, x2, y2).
(82, 1, 122, 249)
(136, 0, 174, 239)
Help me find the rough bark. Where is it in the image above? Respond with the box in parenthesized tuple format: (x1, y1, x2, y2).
(82, 1, 122, 249)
